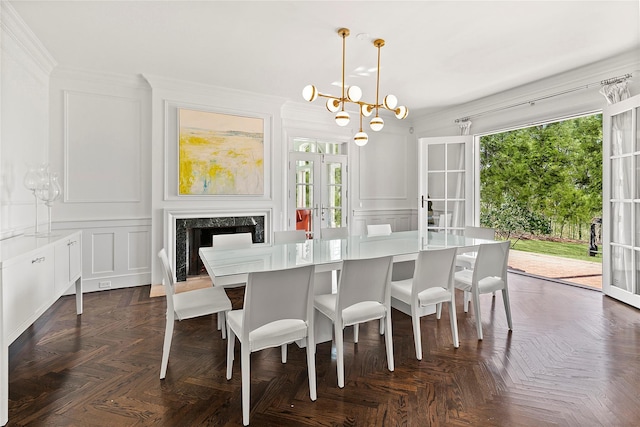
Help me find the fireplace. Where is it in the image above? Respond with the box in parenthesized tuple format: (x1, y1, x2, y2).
(174, 215, 265, 282)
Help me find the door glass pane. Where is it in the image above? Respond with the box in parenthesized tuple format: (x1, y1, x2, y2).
(295, 159, 313, 236)
(610, 202, 631, 246)
(428, 145, 445, 170)
(427, 172, 445, 231)
(447, 143, 465, 170)
(612, 246, 633, 291)
(324, 161, 343, 228)
(611, 157, 632, 199)
(447, 171, 465, 199)
(448, 200, 465, 231)
(611, 110, 632, 155)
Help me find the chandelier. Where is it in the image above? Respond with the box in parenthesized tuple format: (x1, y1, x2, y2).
(302, 28, 408, 146)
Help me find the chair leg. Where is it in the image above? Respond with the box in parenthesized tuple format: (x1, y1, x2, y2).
(306, 330, 317, 401)
(160, 313, 175, 379)
(281, 343, 287, 363)
(464, 290, 471, 313)
(219, 311, 227, 339)
(353, 323, 359, 343)
(436, 302, 442, 319)
(448, 300, 459, 348)
(502, 287, 513, 330)
(379, 318, 385, 335)
(241, 347, 251, 426)
(226, 325, 236, 380)
(335, 322, 345, 388)
(411, 307, 422, 360)
(473, 290, 483, 340)
(384, 313, 394, 371)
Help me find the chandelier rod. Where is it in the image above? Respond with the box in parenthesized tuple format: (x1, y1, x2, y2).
(340, 28, 348, 112)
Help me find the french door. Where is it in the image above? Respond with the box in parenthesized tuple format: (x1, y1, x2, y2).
(288, 152, 347, 239)
(418, 136, 474, 236)
(603, 93, 640, 309)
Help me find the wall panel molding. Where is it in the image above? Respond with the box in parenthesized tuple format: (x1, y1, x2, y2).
(63, 90, 142, 203)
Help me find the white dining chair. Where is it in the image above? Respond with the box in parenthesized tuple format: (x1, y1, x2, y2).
(454, 241, 512, 340)
(321, 227, 349, 239)
(157, 249, 232, 380)
(226, 265, 316, 426)
(273, 229, 307, 243)
(314, 255, 394, 388)
(366, 223, 392, 236)
(456, 226, 496, 270)
(211, 232, 253, 249)
(391, 248, 459, 360)
(210, 232, 254, 333)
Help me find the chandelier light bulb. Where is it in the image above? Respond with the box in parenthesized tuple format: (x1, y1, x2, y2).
(354, 131, 369, 146)
(326, 98, 341, 113)
(347, 86, 362, 102)
(383, 94, 398, 110)
(302, 85, 318, 102)
(361, 104, 373, 117)
(370, 116, 384, 132)
(394, 105, 409, 120)
(335, 111, 350, 126)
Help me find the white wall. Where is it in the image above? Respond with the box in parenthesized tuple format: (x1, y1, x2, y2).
(0, 2, 55, 239)
(48, 67, 152, 292)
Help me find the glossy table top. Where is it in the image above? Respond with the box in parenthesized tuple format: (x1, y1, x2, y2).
(199, 230, 494, 278)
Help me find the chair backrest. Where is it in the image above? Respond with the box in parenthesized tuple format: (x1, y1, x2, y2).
(412, 248, 457, 297)
(336, 256, 393, 312)
(464, 226, 496, 240)
(367, 224, 392, 236)
(438, 213, 452, 228)
(211, 232, 253, 250)
(273, 229, 307, 244)
(473, 241, 510, 283)
(242, 265, 315, 342)
(157, 249, 176, 313)
(321, 227, 349, 239)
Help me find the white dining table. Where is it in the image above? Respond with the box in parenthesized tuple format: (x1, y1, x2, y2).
(199, 230, 494, 344)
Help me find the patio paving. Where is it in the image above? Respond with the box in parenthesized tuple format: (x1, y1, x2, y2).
(508, 249, 602, 289)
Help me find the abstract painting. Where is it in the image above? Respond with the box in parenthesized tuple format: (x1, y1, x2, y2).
(178, 108, 264, 195)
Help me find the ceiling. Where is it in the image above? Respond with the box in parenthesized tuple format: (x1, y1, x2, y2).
(8, 1, 640, 115)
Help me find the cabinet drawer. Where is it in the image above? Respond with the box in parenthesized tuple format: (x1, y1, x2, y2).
(3, 246, 55, 343)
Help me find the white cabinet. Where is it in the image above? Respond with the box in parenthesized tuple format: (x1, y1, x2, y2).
(3, 246, 55, 343)
(54, 233, 83, 313)
(0, 230, 82, 426)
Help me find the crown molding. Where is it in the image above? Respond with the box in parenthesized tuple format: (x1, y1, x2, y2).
(1, 0, 57, 75)
(52, 66, 151, 90)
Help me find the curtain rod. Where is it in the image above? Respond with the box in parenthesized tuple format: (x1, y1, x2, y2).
(454, 73, 632, 123)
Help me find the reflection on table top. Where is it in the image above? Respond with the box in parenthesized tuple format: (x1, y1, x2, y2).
(199, 230, 494, 278)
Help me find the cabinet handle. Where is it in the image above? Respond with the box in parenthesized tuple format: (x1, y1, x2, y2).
(68, 240, 77, 246)
(31, 256, 45, 264)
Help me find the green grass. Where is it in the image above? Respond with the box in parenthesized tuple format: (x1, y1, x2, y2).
(508, 238, 602, 263)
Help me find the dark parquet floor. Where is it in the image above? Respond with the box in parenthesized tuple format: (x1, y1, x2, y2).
(7, 273, 640, 426)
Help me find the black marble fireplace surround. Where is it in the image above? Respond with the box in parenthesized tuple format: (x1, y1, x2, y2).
(175, 215, 265, 282)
